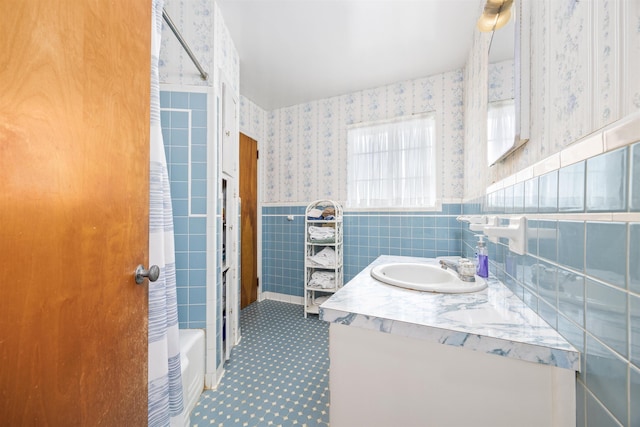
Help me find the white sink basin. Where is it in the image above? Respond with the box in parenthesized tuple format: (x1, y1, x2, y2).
(370, 263, 487, 293)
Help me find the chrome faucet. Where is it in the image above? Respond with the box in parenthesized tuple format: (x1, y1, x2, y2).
(439, 258, 476, 282)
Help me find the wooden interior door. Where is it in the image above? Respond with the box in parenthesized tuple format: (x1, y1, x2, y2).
(239, 133, 258, 308)
(0, 2, 151, 425)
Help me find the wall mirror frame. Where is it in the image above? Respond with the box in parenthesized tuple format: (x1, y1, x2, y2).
(487, 0, 530, 166)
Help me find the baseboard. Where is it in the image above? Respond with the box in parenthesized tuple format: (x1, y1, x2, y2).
(260, 291, 304, 305)
(205, 364, 225, 390)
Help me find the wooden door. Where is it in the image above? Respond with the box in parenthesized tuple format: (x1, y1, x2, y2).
(0, 2, 151, 425)
(239, 133, 258, 308)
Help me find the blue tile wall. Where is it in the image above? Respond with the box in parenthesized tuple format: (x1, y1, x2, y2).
(538, 170, 558, 212)
(559, 161, 585, 212)
(262, 206, 306, 297)
(631, 365, 640, 426)
(464, 141, 640, 427)
(585, 222, 627, 288)
(557, 221, 584, 271)
(576, 381, 586, 427)
(537, 220, 558, 263)
(261, 204, 463, 295)
(343, 209, 461, 281)
(586, 147, 627, 212)
(524, 177, 538, 213)
(161, 90, 208, 329)
(586, 278, 628, 358)
(513, 182, 524, 213)
(526, 219, 539, 256)
(631, 293, 640, 369)
(632, 224, 640, 294)
(557, 268, 584, 328)
(585, 392, 621, 427)
(585, 336, 628, 424)
(536, 259, 557, 312)
(504, 185, 514, 213)
(632, 142, 640, 211)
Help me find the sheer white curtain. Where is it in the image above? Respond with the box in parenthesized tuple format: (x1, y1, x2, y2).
(487, 99, 516, 165)
(347, 115, 437, 209)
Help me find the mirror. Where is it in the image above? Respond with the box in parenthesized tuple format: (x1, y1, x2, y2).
(487, 0, 529, 166)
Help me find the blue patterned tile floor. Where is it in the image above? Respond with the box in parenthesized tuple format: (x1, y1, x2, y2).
(190, 300, 330, 426)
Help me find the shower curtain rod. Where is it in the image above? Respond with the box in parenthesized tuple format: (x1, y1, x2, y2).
(162, 8, 209, 81)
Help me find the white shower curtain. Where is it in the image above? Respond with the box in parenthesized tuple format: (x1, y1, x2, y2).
(148, 0, 184, 426)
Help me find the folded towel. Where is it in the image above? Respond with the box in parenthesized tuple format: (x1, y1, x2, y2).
(322, 207, 335, 218)
(308, 271, 336, 289)
(307, 208, 323, 220)
(308, 226, 335, 241)
(307, 247, 336, 267)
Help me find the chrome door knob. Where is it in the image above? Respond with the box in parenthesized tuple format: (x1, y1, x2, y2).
(135, 264, 160, 284)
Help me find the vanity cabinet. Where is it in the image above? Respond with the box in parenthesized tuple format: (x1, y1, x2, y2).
(329, 323, 575, 427)
(320, 255, 579, 427)
(304, 200, 343, 318)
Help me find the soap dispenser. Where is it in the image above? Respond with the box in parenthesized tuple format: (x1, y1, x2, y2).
(475, 235, 489, 278)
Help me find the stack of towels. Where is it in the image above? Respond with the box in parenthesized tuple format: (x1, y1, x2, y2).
(307, 271, 336, 289)
(307, 207, 336, 220)
(307, 247, 336, 267)
(308, 226, 335, 242)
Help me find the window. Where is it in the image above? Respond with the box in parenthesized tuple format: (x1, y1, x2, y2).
(346, 114, 437, 209)
(487, 99, 516, 166)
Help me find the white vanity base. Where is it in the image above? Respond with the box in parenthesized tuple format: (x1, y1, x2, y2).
(329, 323, 575, 427)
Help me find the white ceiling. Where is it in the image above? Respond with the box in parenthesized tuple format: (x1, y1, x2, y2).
(217, 0, 483, 110)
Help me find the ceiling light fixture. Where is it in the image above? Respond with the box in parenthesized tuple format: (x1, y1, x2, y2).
(477, 0, 513, 32)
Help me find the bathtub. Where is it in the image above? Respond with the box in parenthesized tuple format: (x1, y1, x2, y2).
(179, 329, 205, 426)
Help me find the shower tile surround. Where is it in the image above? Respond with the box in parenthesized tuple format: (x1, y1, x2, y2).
(159, 0, 241, 382)
(161, 90, 208, 330)
(462, 115, 640, 427)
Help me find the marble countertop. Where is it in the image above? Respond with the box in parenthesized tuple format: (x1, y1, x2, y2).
(319, 255, 580, 371)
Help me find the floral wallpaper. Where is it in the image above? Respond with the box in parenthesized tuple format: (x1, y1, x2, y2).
(463, 19, 492, 202)
(239, 96, 265, 142)
(488, 59, 514, 103)
(213, 1, 240, 94)
(159, 0, 239, 96)
(238, 0, 640, 205)
(250, 71, 466, 205)
(465, 0, 640, 200)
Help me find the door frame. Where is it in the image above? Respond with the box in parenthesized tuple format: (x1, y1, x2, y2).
(220, 78, 240, 354)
